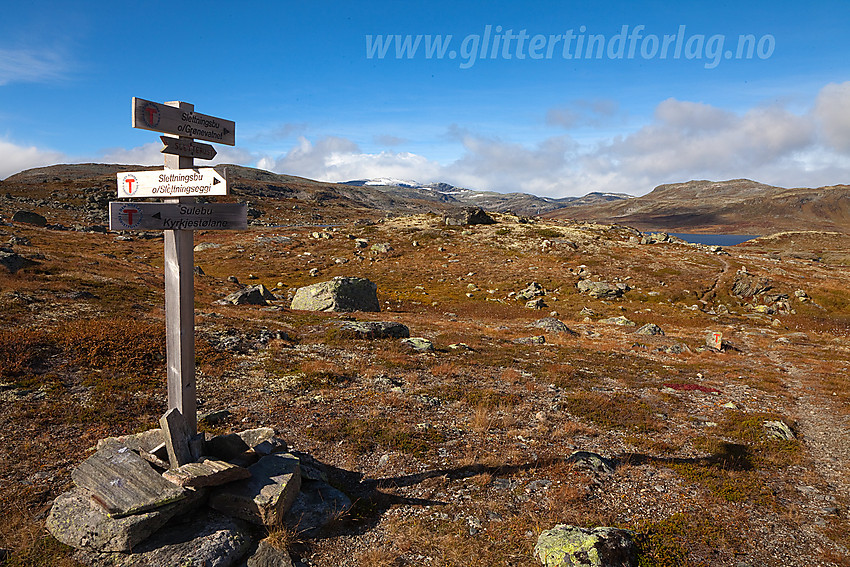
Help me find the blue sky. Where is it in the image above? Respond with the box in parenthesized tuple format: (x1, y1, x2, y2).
(1, 0, 849, 196)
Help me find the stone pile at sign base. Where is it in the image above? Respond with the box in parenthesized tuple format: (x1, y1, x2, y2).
(46, 413, 351, 566)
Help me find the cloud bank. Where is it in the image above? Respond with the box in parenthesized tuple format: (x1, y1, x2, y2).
(259, 82, 850, 196)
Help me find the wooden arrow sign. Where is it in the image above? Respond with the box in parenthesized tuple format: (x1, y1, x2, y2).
(133, 97, 235, 146)
(160, 136, 217, 160)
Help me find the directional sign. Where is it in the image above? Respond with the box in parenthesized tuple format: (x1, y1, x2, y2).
(117, 168, 227, 198)
(161, 136, 217, 160)
(109, 202, 247, 231)
(133, 97, 235, 146)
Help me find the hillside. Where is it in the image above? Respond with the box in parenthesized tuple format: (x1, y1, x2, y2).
(0, 165, 849, 565)
(546, 179, 850, 234)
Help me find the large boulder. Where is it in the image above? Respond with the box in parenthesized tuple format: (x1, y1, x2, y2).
(577, 280, 627, 299)
(444, 207, 495, 226)
(220, 285, 277, 306)
(535, 525, 637, 567)
(731, 270, 772, 298)
(12, 210, 47, 227)
(290, 277, 380, 312)
(532, 317, 577, 335)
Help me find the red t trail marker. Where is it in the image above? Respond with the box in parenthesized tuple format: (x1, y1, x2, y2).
(113, 98, 243, 437)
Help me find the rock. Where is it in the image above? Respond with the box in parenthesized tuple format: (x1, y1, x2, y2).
(706, 331, 723, 351)
(532, 317, 577, 335)
(46, 487, 203, 552)
(209, 453, 302, 526)
(764, 420, 796, 441)
(194, 265, 206, 276)
(228, 276, 240, 284)
(444, 207, 495, 226)
(206, 428, 279, 461)
(577, 281, 626, 299)
(75, 511, 251, 567)
(221, 285, 277, 306)
(0, 251, 36, 274)
(635, 323, 664, 336)
(12, 210, 47, 227)
(640, 232, 669, 244)
(247, 540, 294, 567)
(731, 271, 772, 298)
(160, 408, 193, 469)
(534, 525, 637, 567)
(163, 458, 251, 488)
(194, 242, 221, 252)
(516, 282, 545, 301)
(513, 335, 546, 345)
(370, 243, 393, 253)
(400, 337, 434, 352)
(337, 321, 410, 339)
(290, 277, 379, 312)
(354, 238, 368, 249)
(566, 451, 615, 474)
(71, 439, 186, 517)
(96, 429, 164, 454)
(285, 480, 352, 536)
(200, 410, 232, 426)
(598, 316, 635, 326)
(308, 268, 319, 277)
(526, 298, 548, 309)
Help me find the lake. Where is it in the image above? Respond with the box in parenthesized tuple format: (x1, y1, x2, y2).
(667, 233, 760, 246)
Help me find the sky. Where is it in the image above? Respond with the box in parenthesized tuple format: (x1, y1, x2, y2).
(1, 0, 849, 197)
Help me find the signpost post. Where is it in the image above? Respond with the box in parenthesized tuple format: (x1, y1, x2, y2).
(113, 98, 242, 437)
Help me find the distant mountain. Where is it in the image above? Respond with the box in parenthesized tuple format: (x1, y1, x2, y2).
(340, 178, 632, 217)
(546, 178, 850, 233)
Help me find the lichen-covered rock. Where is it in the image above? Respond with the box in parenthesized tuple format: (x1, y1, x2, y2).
(731, 271, 772, 298)
(516, 282, 546, 301)
(565, 451, 615, 474)
(534, 525, 637, 567)
(290, 277, 379, 312)
(576, 281, 626, 299)
(337, 321, 410, 339)
(400, 337, 434, 352)
(598, 316, 635, 327)
(764, 420, 796, 441)
(635, 323, 664, 336)
(532, 317, 577, 335)
(221, 285, 277, 306)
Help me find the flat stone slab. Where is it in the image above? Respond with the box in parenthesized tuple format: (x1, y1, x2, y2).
(163, 458, 251, 488)
(246, 540, 294, 567)
(46, 487, 201, 552)
(75, 511, 251, 567)
(96, 429, 164, 454)
(209, 453, 301, 526)
(71, 439, 186, 517)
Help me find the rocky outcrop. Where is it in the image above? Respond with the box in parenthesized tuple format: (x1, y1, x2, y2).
(290, 277, 380, 312)
(220, 285, 277, 306)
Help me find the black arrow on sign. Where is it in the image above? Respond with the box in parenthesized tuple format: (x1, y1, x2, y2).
(152, 212, 162, 219)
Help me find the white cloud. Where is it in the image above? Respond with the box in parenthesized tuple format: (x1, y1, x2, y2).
(0, 48, 67, 86)
(256, 82, 850, 197)
(814, 81, 850, 152)
(0, 138, 65, 180)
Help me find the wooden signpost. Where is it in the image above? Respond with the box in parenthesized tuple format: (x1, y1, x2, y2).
(113, 98, 243, 437)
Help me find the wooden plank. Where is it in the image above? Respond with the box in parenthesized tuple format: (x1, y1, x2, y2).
(108, 202, 247, 230)
(161, 136, 217, 160)
(132, 97, 235, 145)
(71, 439, 185, 517)
(160, 408, 193, 468)
(163, 100, 198, 436)
(116, 168, 228, 198)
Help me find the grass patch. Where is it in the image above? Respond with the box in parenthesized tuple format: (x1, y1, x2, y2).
(561, 391, 661, 432)
(632, 511, 734, 567)
(310, 416, 445, 458)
